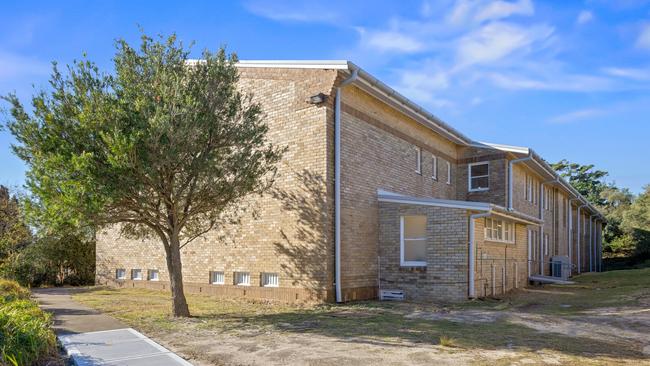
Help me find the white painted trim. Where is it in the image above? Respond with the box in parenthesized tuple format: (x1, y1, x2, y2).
(431, 155, 438, 180)
(415, 146, 422, 174)
(468, 161, 490, 192)
(400, 216, 427, 267)
(446, 161, 451, 185)
(379, 195, 491, 211)
(236, 60, 350, 69)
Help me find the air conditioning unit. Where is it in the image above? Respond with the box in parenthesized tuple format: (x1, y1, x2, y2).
(379, 289, 405, 301)
(551, 256, 570, 280)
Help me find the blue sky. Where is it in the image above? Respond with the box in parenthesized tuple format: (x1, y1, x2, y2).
(1, 0, 649, 193)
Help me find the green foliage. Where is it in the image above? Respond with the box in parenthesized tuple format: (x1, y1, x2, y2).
(551, 159, 608, 205)
(0, 280, 58, 366)
(0, 186, 31, 261)
(3, 32, 284, 316)
(1, 230, 95, 287)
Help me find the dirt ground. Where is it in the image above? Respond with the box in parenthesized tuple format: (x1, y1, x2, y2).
(73, 268, 650, 366)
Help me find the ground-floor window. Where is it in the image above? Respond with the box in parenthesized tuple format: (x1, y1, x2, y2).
(210, 271, 224, 285)
(131, 269, 142, 280)
(484, 218, 515, 243)
(400, 215, 427, 267)
(234, 271, 250, 286)
(115, 268, 126, 280)
(147, 269, 159, 281)
(261, 272, 279, 287)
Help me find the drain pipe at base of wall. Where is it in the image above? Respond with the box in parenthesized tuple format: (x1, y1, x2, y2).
(469, 212, 491, 298)
(334, 67, 359, 303)
(507, 153, 533, 211)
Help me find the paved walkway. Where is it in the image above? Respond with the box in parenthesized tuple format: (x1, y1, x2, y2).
(32, 287, 192, 365)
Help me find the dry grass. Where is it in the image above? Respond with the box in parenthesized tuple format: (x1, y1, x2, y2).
(72, 268, 650, 366)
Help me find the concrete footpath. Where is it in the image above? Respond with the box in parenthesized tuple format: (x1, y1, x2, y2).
(32, 288, 193, 365)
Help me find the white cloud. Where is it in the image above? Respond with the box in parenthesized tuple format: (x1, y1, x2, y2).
(0, 51, 50, 80)
(486, 70, 617, 92)
(576, 10, 594, 25)
(636, 23, 650, 50)
(360, 29, 425, 53)
(456, 22, 553, 66)
(244, 1, 340, 23)
(547, 108, 606, 124)
(474, 0, 534, 23)
(602, 66, 650, 81)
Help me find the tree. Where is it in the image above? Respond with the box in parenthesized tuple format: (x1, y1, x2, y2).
(0, 186, 31, 262)
(551, 159, 608, 205)
(3, 34, 284, 316)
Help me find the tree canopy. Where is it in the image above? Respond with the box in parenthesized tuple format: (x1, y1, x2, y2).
(3, 33, 284, 316)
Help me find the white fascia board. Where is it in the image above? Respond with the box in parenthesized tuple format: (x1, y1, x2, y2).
(476, 141, 530, 155)
(378, 191, 490, 211)
(236, 60, 350, 69)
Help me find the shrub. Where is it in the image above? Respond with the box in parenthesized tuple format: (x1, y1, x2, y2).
(0, 280, 59, 365)
(439, 335, 457, 347)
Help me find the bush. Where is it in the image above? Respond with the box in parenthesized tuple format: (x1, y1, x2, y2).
(0, 280, 58, 366)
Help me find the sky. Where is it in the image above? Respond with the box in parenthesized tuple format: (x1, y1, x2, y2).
(1, 0, 649, 194)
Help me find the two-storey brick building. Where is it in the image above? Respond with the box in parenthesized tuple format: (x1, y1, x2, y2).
(96, 60, 605, 303)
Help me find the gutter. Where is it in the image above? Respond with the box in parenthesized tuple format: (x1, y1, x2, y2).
(334, 67, 359, 303)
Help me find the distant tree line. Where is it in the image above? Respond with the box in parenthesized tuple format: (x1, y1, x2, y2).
(553, 160, 650, 267)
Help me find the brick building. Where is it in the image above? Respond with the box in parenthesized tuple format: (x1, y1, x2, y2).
(96, 60, 605, 303)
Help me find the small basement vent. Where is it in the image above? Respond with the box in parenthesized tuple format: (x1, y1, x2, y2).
(380, 289, 405, 301)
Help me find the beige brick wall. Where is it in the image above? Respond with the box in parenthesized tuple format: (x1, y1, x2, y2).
(96, 67, 339, 303)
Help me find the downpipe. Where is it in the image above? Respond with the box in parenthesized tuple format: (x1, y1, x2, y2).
(469, 212, 491, 298)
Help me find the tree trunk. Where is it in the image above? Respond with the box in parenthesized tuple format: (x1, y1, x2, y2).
(165, 233, 191, 317)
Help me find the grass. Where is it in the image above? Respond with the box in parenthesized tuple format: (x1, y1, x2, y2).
(72, 268, 650, 365)
(0, 279, 60, 366)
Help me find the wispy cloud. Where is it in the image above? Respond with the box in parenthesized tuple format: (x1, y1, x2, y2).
(602, 66, 650, 81)
(636, 23, 650, 50)
(547, 108, 607, 124)
(243, 1, 340, 24)
(576, 10, 594, 25)
(473, 0, 534, 23)
(0, 51, 50, 80)
(357, 28, 425, 53)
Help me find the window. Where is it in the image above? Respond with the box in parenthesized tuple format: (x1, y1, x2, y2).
(400, 215, 427, 267)
(210, 271, 224, 285)
(431, 155, 438, 180)
(147, 269, 159, 281)
(234, 271, 250, 286)
(468, 162, 489, 191)
(484, 218, 515, 243)
(526, 174, 532, 202)
(261, 272, 279, 287)
(446, 161, 451, 185)
(116, 268, 126, 280)
(415, 146, 422, 174)
(543, 233, 549, 256)
(131, 269, 142, 280)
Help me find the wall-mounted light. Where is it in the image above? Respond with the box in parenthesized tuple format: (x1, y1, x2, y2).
(307, 93, 328, 104)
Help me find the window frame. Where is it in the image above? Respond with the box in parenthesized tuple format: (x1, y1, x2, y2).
(400, 215, 428, 267)
(131, 268, 142, 281)
(415, 146, 422, 175)
(234, 271, 250, 286)
(261, 272, 279, 287)
(147, 269, 159, 281)
(431, 155, 438, 180)
(446, 161, 451, 185)
(116, 268, 126, 280)
(210, 271, 225, 285)
(468, 162, 490, 192)
(484, 217, 515, 244)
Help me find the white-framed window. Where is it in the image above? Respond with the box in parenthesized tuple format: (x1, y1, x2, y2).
(468, 162, 489, 191)
(210, 271, 224, 285)
(446, 161, 451, 185)
(484, 218, 515, 243)
(543, 233, 549, 256)
(147, 269, 159, 281)
(431, 155, 438, 180)
(526, 174, 532, 202)
(131, 269, 142, 281)
(234, 271, 250, 286)
(116, 268, 126, 280)
(261, 272, 279, 287)
(400, 215, 427, 267)
(415, 146, 422, 174)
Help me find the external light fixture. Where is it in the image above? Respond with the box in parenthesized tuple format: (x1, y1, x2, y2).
(307, 93, 328, 104)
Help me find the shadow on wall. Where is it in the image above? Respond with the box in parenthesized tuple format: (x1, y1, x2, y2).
(272, 169, 331, 301)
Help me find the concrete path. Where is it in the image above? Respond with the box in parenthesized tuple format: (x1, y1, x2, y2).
(32, 287, 192, 365)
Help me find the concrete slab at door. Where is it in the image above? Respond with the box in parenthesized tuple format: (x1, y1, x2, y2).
(59, 328, 192, 366)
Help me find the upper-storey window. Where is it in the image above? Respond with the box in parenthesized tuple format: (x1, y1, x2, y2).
(446, 161, 451, 185)
(432, 155, 438, 180)
(400, 215, 427, 267)
(525, 174, 538, 204)
(468, 162, 489, 192)
(415, 146, 422, 175)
